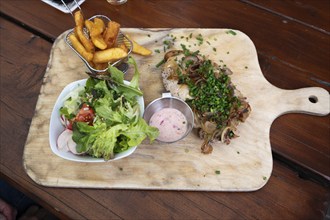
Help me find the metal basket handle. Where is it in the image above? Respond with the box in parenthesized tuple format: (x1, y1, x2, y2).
(60, 0, 83, 18)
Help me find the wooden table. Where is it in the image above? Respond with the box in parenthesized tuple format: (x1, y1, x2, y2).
(1, 0, 329, 219)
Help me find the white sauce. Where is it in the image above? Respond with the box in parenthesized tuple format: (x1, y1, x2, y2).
(149, 108, 187, 142)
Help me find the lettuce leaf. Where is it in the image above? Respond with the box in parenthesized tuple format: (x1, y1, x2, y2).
(107, 56, 143, 101)
(121, 118, 159, 147)
(72, 121, 107, 154)
(90, 124, 128, 160)
(59, 85, 84, 119)
(127, 56, 140, 89)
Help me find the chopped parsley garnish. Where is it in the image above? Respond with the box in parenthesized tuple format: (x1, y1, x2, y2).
(226, 30, 237, 35)
(180, 44, 199, 56)
(163, 40, 170, 46)
(156, 59, 165, 68)
(177, 47, 241, 129)
(215, 170, 221, 175)
(161, 35, 177, 52)
(196, 34, 203, 45)
(229, 131, 235, 138)
(154, 49, 160, 53)
(163, 40, 171, 50)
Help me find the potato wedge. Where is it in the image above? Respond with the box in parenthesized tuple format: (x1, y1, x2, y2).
(74, 11, 84, 27)
(117, 43, 128, 53)
(93, 47, 128, 63)
(94, 62, 109, 70)
(75, 26, 95, 52)
(90, 18, 105, 37)
(69, 34, 93, 61)
(84, 20, 94, 33)
(84, 19, 107, 50)
(125, 34, 152, 56)
(103, 21, 120, 48)
(91, 35, 107, 50)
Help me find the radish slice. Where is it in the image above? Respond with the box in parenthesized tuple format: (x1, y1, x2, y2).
(67, 135, 84, 155)
(60, 115, 72, 130)
(60, 115, 66, 126)
(57, 129, 84, 155)
(57, 129, 72, 152)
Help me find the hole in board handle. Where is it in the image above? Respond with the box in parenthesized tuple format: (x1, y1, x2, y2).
(308, 95, 318, 103)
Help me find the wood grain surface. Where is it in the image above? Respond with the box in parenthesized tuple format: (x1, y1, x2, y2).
(1, 0, 329, 219)
(23, 28, 329, 191)
(2, 0, 329, 178)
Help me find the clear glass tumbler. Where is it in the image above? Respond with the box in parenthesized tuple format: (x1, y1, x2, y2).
(107, 0, 127, 5)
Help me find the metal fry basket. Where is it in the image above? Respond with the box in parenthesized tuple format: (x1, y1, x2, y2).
(65, 14, 133, 75)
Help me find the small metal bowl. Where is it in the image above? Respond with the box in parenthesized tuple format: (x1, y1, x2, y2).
(65, 15, 133, 75)
(143, 93, 194, 143)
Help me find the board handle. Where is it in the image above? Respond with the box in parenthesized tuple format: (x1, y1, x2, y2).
(279, 87, 329, 116)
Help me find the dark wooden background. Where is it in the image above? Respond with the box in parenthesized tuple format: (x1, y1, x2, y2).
(1, 0, 329, 219)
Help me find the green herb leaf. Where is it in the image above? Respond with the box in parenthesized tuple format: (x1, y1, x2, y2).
(226, 30, 237, 35)
(196, 34, 203, 45)
(156, 59, 166, 68)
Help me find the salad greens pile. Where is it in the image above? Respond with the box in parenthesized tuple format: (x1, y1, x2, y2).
(59, 57, 159, 160)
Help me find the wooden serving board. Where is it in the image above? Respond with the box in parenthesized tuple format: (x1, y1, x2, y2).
(23, 28, 329, 191)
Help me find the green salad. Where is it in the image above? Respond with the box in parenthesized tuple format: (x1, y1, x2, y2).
(59, 57, 159, 160)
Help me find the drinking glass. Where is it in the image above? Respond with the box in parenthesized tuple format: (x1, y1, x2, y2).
(107, 0, 127, 5)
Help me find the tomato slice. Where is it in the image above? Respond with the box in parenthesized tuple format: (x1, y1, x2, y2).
(75, 103, 95, 125)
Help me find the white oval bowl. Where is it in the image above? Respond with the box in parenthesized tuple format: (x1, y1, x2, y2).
(49, 79, 144, 162)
